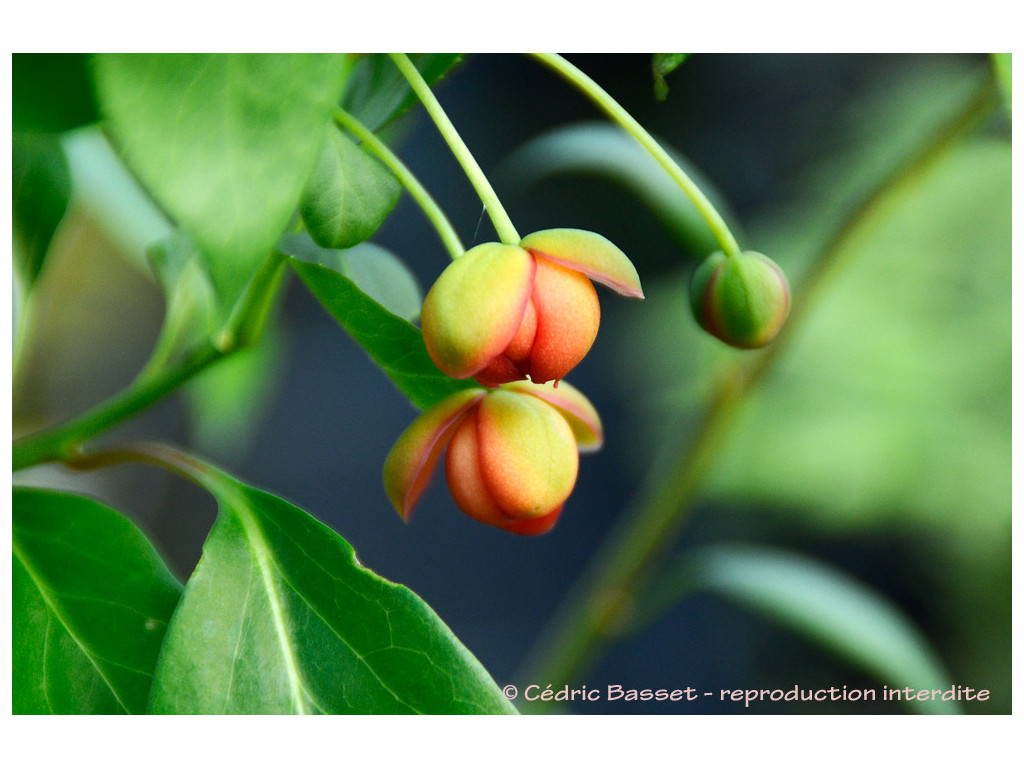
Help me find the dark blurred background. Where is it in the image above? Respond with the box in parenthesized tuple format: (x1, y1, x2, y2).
(12, 54, 1011, 713)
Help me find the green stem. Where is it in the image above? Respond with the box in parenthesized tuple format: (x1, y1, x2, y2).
(516, 73, 1000, 709)
(13, 244, 289, 473)
(61, 439, 217, 489)
(528, 53, 742, 258)
(388, 53, 520, 246)
(334, 107, 464, 260)
(61, 438, 239, 515)
(221, 250, 289, 351)
(12, 342, 225, 472)
(60, 441, 251, 534)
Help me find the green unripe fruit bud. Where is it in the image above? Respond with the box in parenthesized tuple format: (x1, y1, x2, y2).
(690, 251, 791, 349)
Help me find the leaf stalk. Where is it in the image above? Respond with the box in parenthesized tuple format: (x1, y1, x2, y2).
(12, 343, 225, 472)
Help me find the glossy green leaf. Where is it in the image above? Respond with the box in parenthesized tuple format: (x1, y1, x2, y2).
(92, 53, 351, 319)
(652, 53, 689, 100)
(12, 487, 183, 714)
(300, 124, 403, 249)
(343, 54, 465, 131)
(12, 134, 72, 292)
(148, 471, 517, 714)
(13, 53, 99, 134)
(667, 544, 959, 714)
(287, 240, 474, 410)
(498, 121, 737, 258)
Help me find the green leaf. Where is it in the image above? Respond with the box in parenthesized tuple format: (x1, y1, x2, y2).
(12, 134, 72, 292)
(300, 124, 402, 249)
(61, 127, 174, 265)
(148, 471, 517, 714)
(144, 230, 219, 367)
(652, 53, 689, 100)
(281, 232, 422, 321)
(184, 320, 285, 464)
(92, 53, 351, 320)
(498, 121, 737, 258)
(707, 141, 1011, 544)
(12, 487, 183, 714)
(343, 54, 465, 132)
(610, 68, 1009, 552)
(990, 53, 1011, 115)
(13, 53, 99, 134)
(286, 236, 474, 410)
(669, 544, 959, 714)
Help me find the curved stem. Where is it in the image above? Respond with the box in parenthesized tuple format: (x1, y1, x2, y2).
(61, 440, 217, 489)
(388, 53, 520, 246)
(516, 74, 1000, 708)
(528, 53, 742, 258)
(61, 440, 248, 520)
(334, 107, 464, 260)
(221, 250, 289, 351)
(13, 239, 289, 474)
(12, 341, 225, 472)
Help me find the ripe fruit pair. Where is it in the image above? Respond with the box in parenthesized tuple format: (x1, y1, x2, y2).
(386, 227, 641, 534)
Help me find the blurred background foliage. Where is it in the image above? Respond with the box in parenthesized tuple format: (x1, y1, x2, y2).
(12, 53, 1010, 713)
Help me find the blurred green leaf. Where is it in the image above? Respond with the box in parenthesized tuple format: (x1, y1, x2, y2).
(990, 53, 1011, 114)
(670, 544, 959, 714)
(652, 53, 689, 100)
(184, 321, 285, 464)
(498, 121, 736, 258)
(708, 140, 1010, 543)
(281, 232, 422, 321)
(13, 53, 99, 134)
(343, 54, 464, 132)
(286, 235, 473, 411)
(13, 488, 182, 714)
(12, 134, 72, 292)
(92, 53, 351, 320)
(758, 62, 990, 273)
(300, 124, 402, 249)
(61, 127, 174, 266)
(148, 471, 517, 714)
(144, 231, 219, 368)
(610, 64, 1009, 549)
(602, 68, 1009, 714)
(138, 224, 283, 463)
